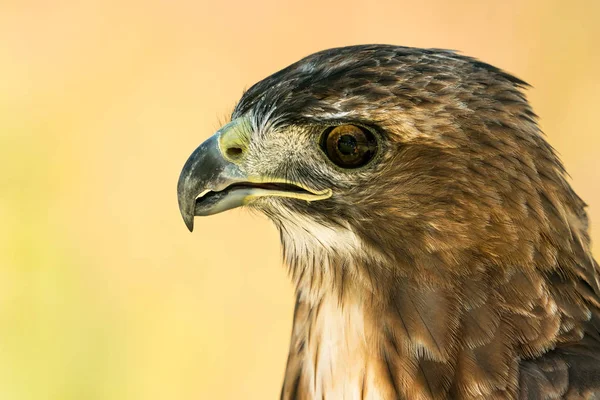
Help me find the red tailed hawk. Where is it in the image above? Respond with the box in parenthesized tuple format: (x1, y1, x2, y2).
(177, 45, 600, 399)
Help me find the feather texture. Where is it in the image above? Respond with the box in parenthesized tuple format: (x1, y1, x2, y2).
(226, 45, 600, 399)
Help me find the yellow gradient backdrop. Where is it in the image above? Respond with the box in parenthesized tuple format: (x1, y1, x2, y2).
(1, 1, 599, 399)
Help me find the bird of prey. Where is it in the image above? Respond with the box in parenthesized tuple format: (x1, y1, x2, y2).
(177, 45, 600, 399)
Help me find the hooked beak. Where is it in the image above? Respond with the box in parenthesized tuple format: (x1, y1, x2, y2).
(177, 118, 332, 232)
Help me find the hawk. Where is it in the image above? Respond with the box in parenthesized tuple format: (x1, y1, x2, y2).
(177, 45, 600, 399)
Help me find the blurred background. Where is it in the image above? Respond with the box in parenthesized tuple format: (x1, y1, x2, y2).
(1, 0, 599, 399)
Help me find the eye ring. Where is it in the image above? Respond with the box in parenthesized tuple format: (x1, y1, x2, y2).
(319, 124, 378, 168)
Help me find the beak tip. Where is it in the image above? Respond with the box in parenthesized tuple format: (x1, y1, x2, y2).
(177, 191, 195, 232)
(182, 211, 195, 232)
(178, 171, 196, 232)
(186, 221, 194, 232)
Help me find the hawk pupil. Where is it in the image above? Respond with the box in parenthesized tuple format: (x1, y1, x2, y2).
(338, 135, 357, 155)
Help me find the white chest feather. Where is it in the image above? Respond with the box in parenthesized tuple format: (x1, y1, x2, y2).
(301, 296, 388, 400)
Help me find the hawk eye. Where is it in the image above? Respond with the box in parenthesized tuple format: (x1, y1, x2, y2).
(320, 125, 377, 168)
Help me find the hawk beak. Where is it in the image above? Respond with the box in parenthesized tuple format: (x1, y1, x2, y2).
(177, 119, 332, 232)
(177, 128, 247, 232)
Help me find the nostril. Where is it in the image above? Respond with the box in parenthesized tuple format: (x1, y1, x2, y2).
(226, 147, 243, 158)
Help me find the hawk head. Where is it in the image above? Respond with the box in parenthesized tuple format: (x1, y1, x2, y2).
(178, 44, 589, 296)
(177, 45, 599, 398)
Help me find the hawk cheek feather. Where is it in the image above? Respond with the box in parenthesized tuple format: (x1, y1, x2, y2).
(178, 45, 600, 399)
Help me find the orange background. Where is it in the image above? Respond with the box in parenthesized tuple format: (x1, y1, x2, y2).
(1, 1, 599, 399)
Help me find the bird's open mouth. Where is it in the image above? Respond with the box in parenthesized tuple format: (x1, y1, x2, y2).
(194, 180, 332, 216)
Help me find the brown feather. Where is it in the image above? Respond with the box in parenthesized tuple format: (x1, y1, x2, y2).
(226, 45, 600, 399)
